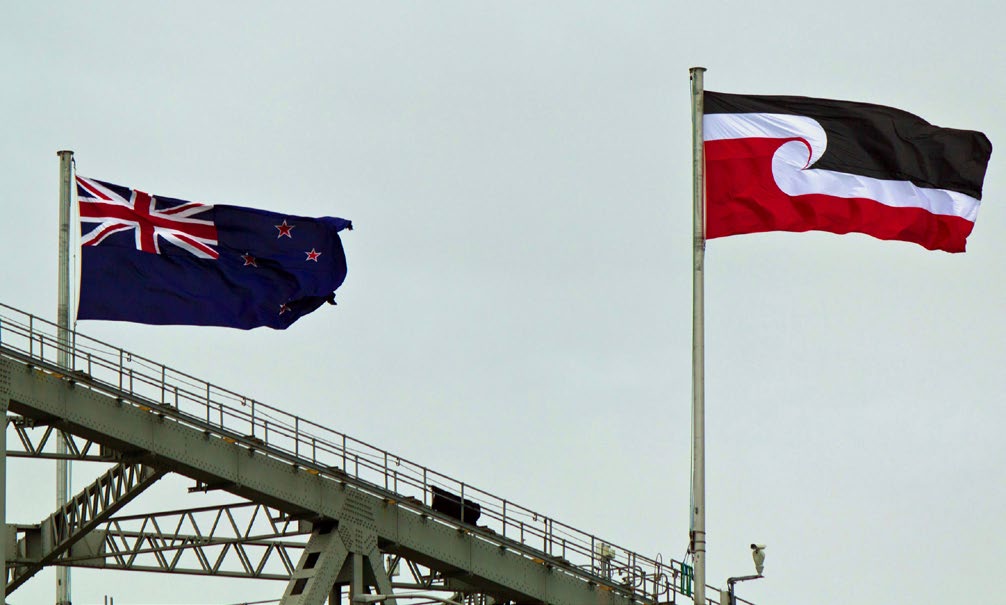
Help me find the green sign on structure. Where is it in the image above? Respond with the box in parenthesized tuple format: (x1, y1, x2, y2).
(680, 561, 694, 597)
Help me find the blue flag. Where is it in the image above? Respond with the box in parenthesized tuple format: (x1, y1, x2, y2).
(76, 176, 351, 329)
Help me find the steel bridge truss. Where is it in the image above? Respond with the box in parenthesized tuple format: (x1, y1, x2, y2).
(0, 302, 721, 605)
(16, 490, 512, 604)
(7, 416, 118, 462)
(56, 502, 308, 581)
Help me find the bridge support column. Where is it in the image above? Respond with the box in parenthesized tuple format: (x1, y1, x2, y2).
(281, 489, 398, 605)
(351, 552, 363, 600)
(336, 489, 396, 605)
(280, 524, 349, 605)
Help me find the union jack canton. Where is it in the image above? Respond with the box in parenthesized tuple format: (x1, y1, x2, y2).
(77, 176, 219, 259)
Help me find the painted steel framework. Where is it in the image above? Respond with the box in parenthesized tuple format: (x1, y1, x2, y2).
(0, 303, 744, 605)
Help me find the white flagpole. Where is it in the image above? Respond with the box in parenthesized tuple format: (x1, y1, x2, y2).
(56, 149, 74, 605)
(689, 67, 707, 605)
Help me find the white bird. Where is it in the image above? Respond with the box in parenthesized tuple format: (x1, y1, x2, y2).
(751, 544, 766, 575)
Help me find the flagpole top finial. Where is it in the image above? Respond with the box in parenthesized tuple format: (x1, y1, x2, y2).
(690, 66, 707, 74)
(57, 150, 74, 157)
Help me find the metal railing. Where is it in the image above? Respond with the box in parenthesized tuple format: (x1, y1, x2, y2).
(0, 302, 746, 605)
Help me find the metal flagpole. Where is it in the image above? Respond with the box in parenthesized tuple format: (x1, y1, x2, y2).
(688, 67, 707, 605)
(56, 149, 74, 605)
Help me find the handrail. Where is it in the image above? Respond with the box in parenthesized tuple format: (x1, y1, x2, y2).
(0, 302, 751, 605)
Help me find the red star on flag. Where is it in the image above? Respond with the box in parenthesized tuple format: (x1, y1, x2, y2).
(241, 253, 257, 267)
(275, 220, 295, 238)
(305, 248, 322, 262)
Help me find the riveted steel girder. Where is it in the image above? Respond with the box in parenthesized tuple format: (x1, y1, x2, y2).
(1, 359, 638, 605)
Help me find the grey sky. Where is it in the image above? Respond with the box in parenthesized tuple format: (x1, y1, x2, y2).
(2, 2, 1003, 604)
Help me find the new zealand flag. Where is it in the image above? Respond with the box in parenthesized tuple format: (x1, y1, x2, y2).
(76, 176, 352, 329)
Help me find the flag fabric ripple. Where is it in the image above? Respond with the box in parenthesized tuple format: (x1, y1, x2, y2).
(703, 91, 993, 252)
(76, 176, 352, 329)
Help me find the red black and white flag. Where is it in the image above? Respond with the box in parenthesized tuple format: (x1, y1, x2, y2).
(703, 91, 993, 252)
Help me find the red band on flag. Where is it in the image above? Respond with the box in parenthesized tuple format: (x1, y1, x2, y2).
(705, 137, 975, 252)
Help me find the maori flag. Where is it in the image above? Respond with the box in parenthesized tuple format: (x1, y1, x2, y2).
(703, 91, 993, 252)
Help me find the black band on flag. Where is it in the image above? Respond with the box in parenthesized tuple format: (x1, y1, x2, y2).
(705, 91, 992, 200)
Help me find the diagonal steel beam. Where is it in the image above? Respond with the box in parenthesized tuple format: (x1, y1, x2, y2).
(6, 461, 164, 593)
(6, 416, 117, 461)
(365, 550, 398, 605)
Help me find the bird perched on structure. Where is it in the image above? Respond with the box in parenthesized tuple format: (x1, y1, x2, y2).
(751, 544, 766, 575)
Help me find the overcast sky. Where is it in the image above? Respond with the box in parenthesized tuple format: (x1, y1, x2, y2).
(2, 2, 1003, 604)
